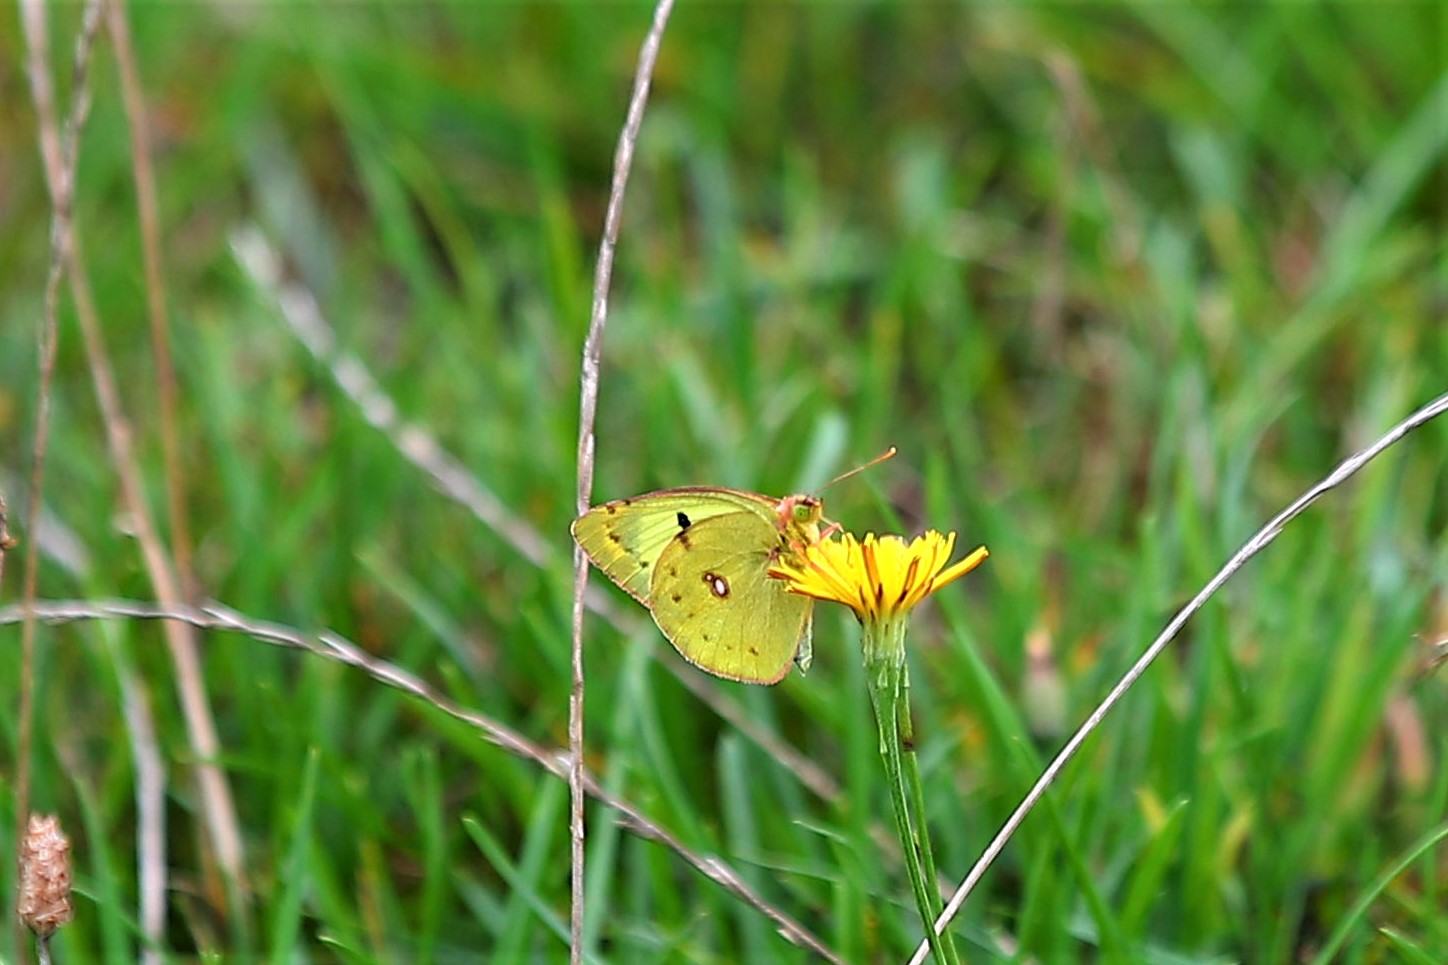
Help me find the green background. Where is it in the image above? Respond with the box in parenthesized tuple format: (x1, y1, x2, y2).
(1, 3, 1445, 962)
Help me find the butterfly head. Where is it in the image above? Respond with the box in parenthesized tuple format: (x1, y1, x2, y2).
(775, 494, 825, 543)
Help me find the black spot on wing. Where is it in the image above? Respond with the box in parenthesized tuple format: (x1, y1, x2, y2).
(676, 512, 692, 531)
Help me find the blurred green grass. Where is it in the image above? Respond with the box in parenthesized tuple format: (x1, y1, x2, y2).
(1, 3, 1445, 962)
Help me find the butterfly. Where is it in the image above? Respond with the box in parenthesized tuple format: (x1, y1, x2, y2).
(572, 488, 824, 684)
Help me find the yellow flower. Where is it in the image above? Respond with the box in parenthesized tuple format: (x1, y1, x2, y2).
(770, 530, 988, 622)
(770, 528, 988, 965)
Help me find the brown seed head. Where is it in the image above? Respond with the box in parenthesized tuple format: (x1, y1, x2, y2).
(18, 813, 73, 938)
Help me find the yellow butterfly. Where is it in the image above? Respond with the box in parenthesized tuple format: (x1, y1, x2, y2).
(572, 488, 824, 684)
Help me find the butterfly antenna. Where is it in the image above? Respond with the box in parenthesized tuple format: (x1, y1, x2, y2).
(820, 446, 897, 493)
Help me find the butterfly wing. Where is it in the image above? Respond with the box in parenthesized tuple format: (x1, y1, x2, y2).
(571, 489, 776, 603)
(647, 512, 813, 684)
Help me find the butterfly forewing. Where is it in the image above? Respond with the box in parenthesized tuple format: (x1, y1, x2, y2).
(571, 489, 777, 603)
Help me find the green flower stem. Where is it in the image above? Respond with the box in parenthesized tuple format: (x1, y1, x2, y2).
(863, 618, 961, 965)
(898, 664, 948, 931)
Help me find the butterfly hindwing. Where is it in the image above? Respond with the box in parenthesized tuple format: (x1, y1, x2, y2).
(648, 512, 813, 684)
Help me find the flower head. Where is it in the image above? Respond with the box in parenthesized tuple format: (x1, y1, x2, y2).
(770, 530, 988, 623)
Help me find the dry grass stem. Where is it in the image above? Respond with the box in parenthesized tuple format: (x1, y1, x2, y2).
(16, 1, 102, 959)
(107, 0, 195, 601)
(229, 227, 556, 571)
(569, 1, 677, 957)
(0, 597, 846, 965)
(910, 389, 1448, 965)
(21, 0, 246, 931)
(103, 5, 176, 955)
